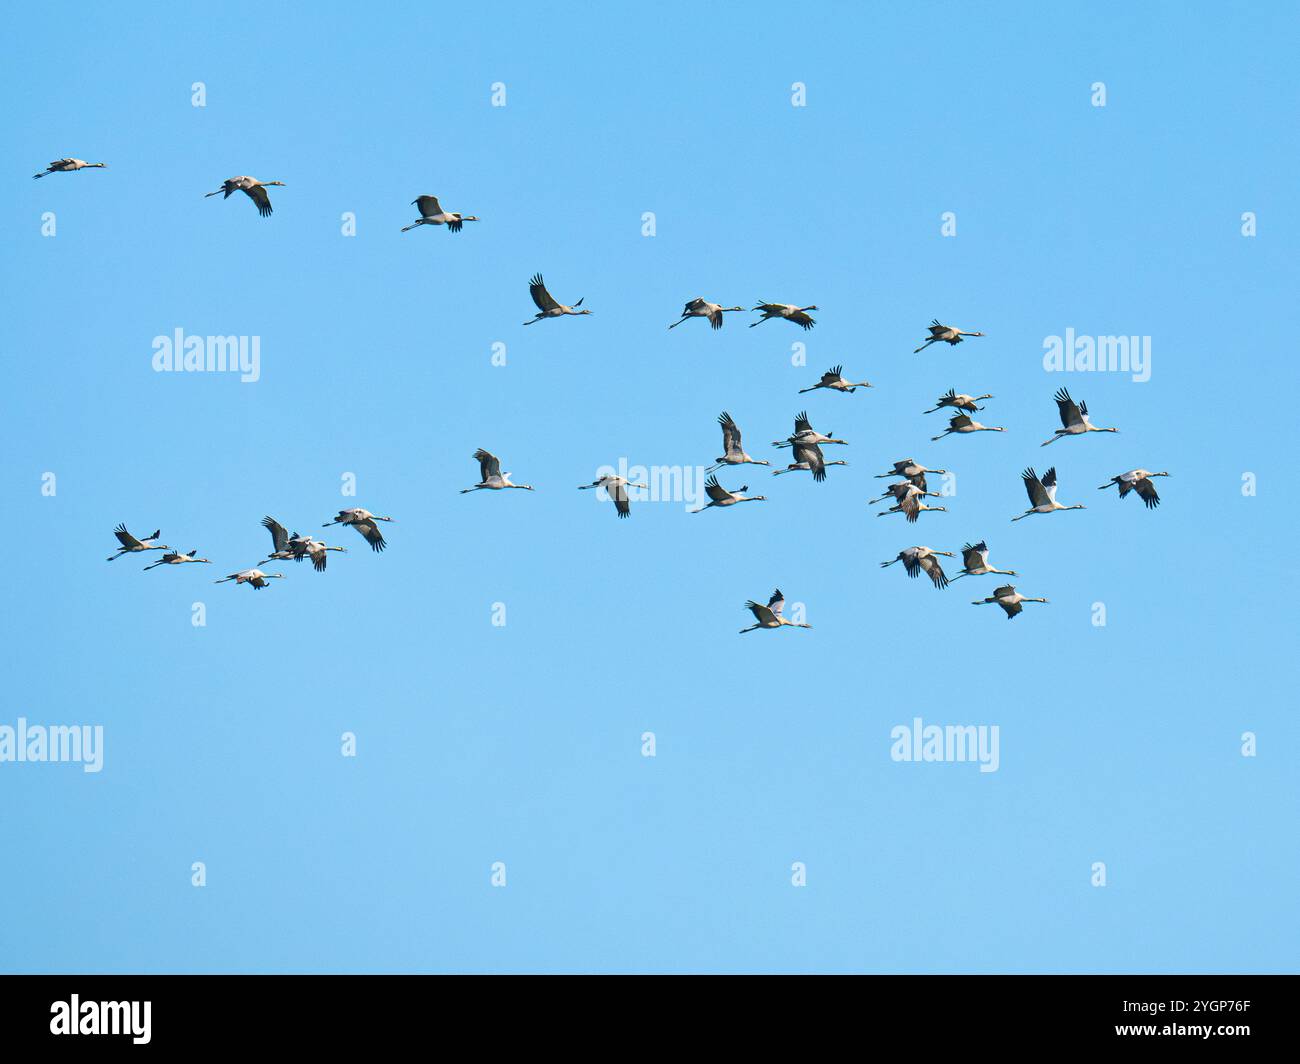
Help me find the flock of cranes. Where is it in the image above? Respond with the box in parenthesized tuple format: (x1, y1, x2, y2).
(52, 158, 1169, 625)
(108, 508, 392, 591)
(100, 380, 1166, 613)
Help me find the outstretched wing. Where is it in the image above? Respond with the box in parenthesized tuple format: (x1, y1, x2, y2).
(113, 524, 143, 549)
(608, 480, 632, 518)
(718, 411, 740, 455)
(415, 195, 443, 218)
(794, 441, 827, 481)
(919, 555, 949, 589)
(1022, 468, 1050, 508)
(703, 476, 730, 503)
(1054, 388, 1084, 429)
(949, 414, 973, 431)
(261, 515, 289, 553)
(350, 519, 387, 552)
(1041, 467, 1059, 503)
(474, 448, 501, 481)
(529, 274, 559, 312)
(960, 543, 984, 570)
(243, 184, 273, 217)
(767, 589, 785, 616)
(745, 600, 776, 625)
(1133, 476, 1161, 509)
(789, 310, 815, 330)
(821, 365, 843, 385)
(794, 410, 814, 434)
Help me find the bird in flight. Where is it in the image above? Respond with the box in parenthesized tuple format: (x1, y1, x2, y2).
(204, 176, 287, 217)
(1012, 467, 1086, 521)
(750, 302, 818, 330)
(401, 195, 480, 233)
(971, 585, 1048, 620)
(462, 450, 534, 493)
(106, 524, 168, 562)
(214, 568, 286, 590)
(799, 365, 872, 394)
(524, 274, 592, 324)
(33, 157, 107, 179)
(924, 389, 993, 414)
(739, 589, 812, 633)
(1041, 388, 1120, 445)
(668, 298, 744, 330)
(578, 474, 647, 518)
(143, 549, 211, 571)
(880, 547, 954, 589)
(1098, 469, 1168, 509)
(914, 320, 984, 353)
(708, 412, 770, 473)
(323, 508, 393, 551)
(691, 476, 765, 513)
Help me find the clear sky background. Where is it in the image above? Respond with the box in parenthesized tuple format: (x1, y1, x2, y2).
(2, 1, 1296, 973)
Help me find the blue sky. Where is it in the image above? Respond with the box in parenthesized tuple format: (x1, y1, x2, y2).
(1, 1, 1296, 973)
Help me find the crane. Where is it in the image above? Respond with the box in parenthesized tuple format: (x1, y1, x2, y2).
(750, 303, 817, 330)
(1041, 388, 1119, 445)
(461, 450, 534, 493)
(1012, 467, 1086, 520)
(1098, 469, 1169, 509)
(204, 176, 286, 217)
(739, 589, 812, 633)
(880, 547, 954, 589)
(668, 298, 744, 330)
(401, 195, 479, 233)
(972, 585, 1048, 620)
(523, 274, 592, 324)
(708, 412, 770, 472)
(691, 475, 765, 512)
(106, 524, 168, 561)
